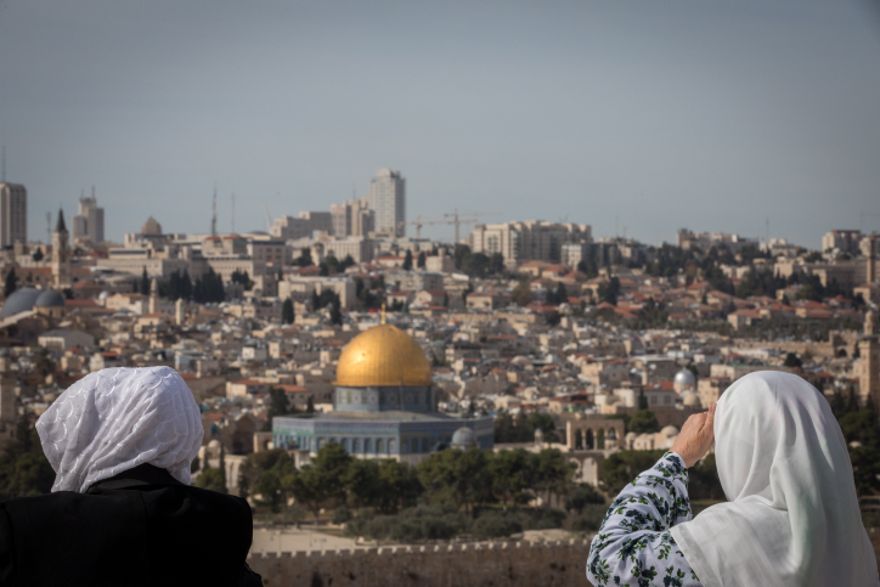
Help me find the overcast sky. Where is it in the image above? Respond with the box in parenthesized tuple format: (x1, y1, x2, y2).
(1, 0, 879, 247)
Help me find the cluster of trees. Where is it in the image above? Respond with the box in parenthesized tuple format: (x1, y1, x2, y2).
(147, 268, 226, 303)
(494, 412, 559, 443)
(319, 254, 355, 276)
(453, 245, 505, 279)
(4, 268, 17, 297)
(597, 276, 621, 305)
(599, 449, 724, 501)
(354, 276, 384, 310)
(230, 269, 253, 290)
(0, 419, 55, 501)
(545, 283, 568, 305)
(829, 389, 880, 496)
(293, 248, 313, 267)
(239, 444, 579, 525)
(310, 289, 342, 324)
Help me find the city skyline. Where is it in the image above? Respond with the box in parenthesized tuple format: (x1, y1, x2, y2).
(1, 0, 879, 247)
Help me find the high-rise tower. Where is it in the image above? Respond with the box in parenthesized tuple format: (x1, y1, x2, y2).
(71, 189, 105, 244)
(366, 168, 405, 237)
(0, 182, 27, 247)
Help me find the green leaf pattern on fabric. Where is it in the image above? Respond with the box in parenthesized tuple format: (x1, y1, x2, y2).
(586, 452, 701, 586)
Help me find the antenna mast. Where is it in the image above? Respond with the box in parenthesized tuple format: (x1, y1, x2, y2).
(211, 185, 218, 236)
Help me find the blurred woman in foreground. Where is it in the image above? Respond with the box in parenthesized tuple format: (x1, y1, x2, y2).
(0, 366, 262, 587)
(587, 370, 878, 586)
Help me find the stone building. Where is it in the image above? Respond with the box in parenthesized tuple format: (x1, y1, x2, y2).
(273, 323, 493, 464)
(858, 310, 879, 410)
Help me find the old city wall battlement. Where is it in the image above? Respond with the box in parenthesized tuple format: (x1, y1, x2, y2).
(249, 538, 591, 587)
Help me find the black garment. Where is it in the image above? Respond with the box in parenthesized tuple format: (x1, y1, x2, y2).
(0, 464, 263, 587)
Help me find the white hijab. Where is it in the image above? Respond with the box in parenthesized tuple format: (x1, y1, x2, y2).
(36, 366, 203, 493)
(670, 370, 879, 586)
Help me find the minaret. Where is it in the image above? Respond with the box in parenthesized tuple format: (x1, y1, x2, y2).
(858, 309, 879, 410)
(175, 297, 185, 325)
(149, 278, 159, 314)
(51, 209, 69, 288)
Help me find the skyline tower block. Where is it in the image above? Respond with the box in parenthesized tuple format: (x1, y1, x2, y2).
(0, 182, 27, 247)
(72, 191, 105, 244)
(366, 168, 405, 238)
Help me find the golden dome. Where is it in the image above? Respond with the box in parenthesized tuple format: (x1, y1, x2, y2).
(336, 324, 432, 387)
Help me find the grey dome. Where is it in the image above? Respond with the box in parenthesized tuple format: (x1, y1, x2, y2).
(35, 289, 65, 308)
(0, 288, 41, 318)
(673, 369, 696, 389)
(451, 426, 477, 449)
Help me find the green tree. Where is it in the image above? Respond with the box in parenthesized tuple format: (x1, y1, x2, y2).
(291, 443, 352, 519)
(329, 299, 343, 325)
(512, 279, 532, 306)
(140, 266, 150, 295)
(0, 419, 56, 500)
(598, 276, 621, 305)
(417, 251, 426, 269)
(281, 297, 295, 324)
(530, 449, 575, 507)
(343, 458, 383, 509)
(600, 450, 665, 495)
(267, 388, 292, 420)
(32, 248, 44, 262)
(417, 447, 492, 516)
(376, 459, 423, 514)
(194, 464, 228, 493)
(627, 410, 660, 433)
(239, 449, 296, 512)
(783, 352, 803, 369)
(294, 247, 313, 267)
(565, 484, 605, 513)
(402, 250, 413, 271)
(3, 267, 17, 298)
(488, 449, 534, 507)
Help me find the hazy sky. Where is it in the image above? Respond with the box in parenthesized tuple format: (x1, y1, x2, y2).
(1, 0, 879, 247)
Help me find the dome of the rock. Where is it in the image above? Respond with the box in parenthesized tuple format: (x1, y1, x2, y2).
(336, 324, 432, 387)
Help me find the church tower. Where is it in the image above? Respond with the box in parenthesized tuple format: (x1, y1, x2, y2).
(858, 309, 880, 411)
(51, 208, 70, 288)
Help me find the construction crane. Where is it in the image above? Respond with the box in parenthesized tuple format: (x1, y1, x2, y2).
(402, 210, 485, 242)
(403, 215, 446, 239)
(444, 209, 483, 244)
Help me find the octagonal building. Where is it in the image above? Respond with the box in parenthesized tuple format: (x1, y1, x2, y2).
(272, 324, 493, 463)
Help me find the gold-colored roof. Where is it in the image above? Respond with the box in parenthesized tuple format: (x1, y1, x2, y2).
(336, 324, 432, 387)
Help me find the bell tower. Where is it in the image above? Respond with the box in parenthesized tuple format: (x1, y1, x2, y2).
(51, 208, 70, 288)
(858, 309, 880, 410)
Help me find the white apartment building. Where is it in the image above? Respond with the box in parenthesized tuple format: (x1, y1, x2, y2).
(72, 193, 105, 243)
(469, 220, 591, 267)
(366, 168, 405, 237)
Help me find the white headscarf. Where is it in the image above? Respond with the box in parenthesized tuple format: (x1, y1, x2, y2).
(670, 370, 879, 587)
(36, 366, 203, 493)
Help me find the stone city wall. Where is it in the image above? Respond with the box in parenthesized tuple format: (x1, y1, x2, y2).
(249, 538, 591, 587)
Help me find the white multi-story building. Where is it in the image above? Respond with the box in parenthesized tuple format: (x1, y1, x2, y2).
(270, 212, 333, 241)
(331, 198, 374, 237)
(821, 229, 863, 255)
(469, 220, 591, 267)
(72, 192, 105, 244)
(366, 168, 405, 237)
(0, 182, 27, 247)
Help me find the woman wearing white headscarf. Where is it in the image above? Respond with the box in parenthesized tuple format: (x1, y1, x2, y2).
(0, 366, 263, 587)
(586, 370, 879, 586)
